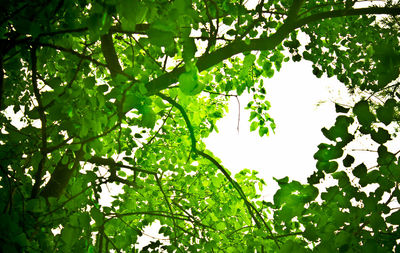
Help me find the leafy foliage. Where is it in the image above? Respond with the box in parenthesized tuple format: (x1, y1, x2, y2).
(0, 0, 400, 252)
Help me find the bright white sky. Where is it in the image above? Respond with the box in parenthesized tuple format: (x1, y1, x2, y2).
(204, 60, 352, 200)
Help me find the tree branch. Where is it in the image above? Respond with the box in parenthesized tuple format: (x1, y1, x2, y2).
(286, 0, 305, 22)
(146, 21, 293, 94)
(100, 32, 123, 78)
(146, 6, 400, 95)
(40, 148, 84, 198)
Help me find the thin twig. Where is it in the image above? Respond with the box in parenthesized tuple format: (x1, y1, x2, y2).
(235, 95, 241, 133)
(146, 104, 174, 145)
(130, 35, 162, 69)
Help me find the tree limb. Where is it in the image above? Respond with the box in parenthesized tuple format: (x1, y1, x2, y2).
(146, 21, 293, 94)
(146, 7, 400, 95)
(40, 148, 84, 198)
(100, 32, 123, 78)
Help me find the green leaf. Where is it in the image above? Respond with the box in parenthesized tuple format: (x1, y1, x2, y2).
(178, 70, 204, 96)
(123, 92, 141, 112)
(258, 126, 269, 137)
(387, 210, 400, 225)
(335, 231, 351, 248)
(91, 208, 104, 224)
(243, 54, 256, 69)
(182, 38, 196, 62)
(119, 0, 140, 29)
(371, 128, 391, 144)
(148, 28, 175, 48)
(304, 224, 319, 241)
(335, 103, 350, 113)
(215, 222, 226, 230)
(97, 84, 109, 93)
(79, 123, 88, 137)
(138, 83, 148, 95)
(376, 99, 396, 125)
(117, 170, 126, 177)
(343, 155, 355, 167)
(314, 144, 343, 161)
(62, 155, 69, 165)
(61, 226, 77, 246)
(377, 145, 395, 166)
(274, 176, 289, 186)
(326, 161, 338, 173)
(265, 68, 274, 78)
(250, 121, 258, 132)
(84, 77, 96, 88)
(353, 100, 375, 126)
(173, 0, 189, 13)
(353, 163, 367, 178)
(141, 107, 157, 128)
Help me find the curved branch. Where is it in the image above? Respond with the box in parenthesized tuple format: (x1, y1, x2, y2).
(156, 93, 197, 151)
(156, 92, 279, 247)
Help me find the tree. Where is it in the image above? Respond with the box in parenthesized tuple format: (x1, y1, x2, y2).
(1, 0, 400, 251)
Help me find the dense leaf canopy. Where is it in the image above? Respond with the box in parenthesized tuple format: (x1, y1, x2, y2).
(1, 0, 400, 252)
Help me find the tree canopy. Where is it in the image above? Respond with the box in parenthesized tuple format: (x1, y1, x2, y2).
(1, 0, 400, 252)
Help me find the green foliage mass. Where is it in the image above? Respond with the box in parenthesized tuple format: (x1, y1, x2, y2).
(0, 0, 400, 252)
